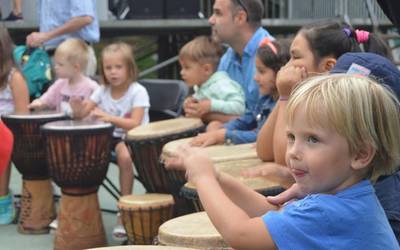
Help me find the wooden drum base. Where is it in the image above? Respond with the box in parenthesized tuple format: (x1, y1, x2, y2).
(55, 193, 106, 250)
(18, 179, 55, 234)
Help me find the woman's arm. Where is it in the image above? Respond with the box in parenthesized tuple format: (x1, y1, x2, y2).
(256, 104, 278, 161)
(10, 71, 29, 113)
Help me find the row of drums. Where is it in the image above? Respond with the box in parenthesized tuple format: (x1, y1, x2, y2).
(2, 111, 284, 250)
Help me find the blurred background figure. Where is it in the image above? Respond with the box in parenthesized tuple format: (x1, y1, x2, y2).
(2, 0, 23, 21)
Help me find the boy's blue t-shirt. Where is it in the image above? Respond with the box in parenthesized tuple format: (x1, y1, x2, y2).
(263, 180, 400, 250)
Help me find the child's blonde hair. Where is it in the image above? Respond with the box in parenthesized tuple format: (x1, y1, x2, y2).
(99, 42, 138, 86)
(286, 74, 400, 181)
(179, 36, 223, 71)
(55, 38, 89, 73)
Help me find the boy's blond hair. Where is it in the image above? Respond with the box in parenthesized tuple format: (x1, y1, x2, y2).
(55, 38, 89, 73)
(179, 36, 223, 71)
(99, 42, 138, 86)
(286, 74, 400, 181)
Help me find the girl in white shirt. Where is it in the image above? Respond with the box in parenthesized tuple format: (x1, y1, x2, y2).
(72, 42, 150, 239)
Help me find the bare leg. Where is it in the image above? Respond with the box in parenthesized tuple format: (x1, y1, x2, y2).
(0, 163, 11, 196)
(115, 142, 134, 196)
(13, 0, 22, 15)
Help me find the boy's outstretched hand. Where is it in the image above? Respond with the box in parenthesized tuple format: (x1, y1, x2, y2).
(164, 145, 217, 186)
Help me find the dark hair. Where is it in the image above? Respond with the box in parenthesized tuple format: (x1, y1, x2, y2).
(0, 25, 16, 89)
(256, 38, 291, 73)
(299, 21, 391, 65)
(231, 0, 264, 28)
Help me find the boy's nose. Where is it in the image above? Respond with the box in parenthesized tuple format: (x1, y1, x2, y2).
(287, 143, 302, 161)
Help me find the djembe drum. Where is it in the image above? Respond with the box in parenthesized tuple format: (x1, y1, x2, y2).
(158, 212, 230, 249)
(125, 118, 203, 194)
(118, 194, 175, 245)
(1, 111, 67, 234)
(181, 158, 285, 211)
(161, 138, 258, 213)
(41, 120, 113, 250)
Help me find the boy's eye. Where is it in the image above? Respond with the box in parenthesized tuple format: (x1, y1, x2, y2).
(307, 136, 319, 143)
(287, 133, 295, 143)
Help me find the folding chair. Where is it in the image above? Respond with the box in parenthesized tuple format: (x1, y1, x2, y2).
(139, 78, 188, 121)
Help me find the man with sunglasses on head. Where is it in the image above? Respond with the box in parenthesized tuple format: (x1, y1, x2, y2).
(209, 0, 273, 112)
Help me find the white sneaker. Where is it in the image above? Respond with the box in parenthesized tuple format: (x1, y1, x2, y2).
(49, 219, 58, 231)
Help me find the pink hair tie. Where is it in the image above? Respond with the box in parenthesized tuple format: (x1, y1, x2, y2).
(259, 37, 278, 55)
(355, 29, 370, 44)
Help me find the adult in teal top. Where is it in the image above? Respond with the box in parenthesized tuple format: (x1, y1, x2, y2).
(209, 0, 273, 110)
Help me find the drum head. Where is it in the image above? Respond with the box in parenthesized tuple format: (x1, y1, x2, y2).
(118, 194, 174, 210)
(158, 212, 229, 248)
(1, 110, 66, 120)
(162, 138, 257, 163)
(126, 117, 203, 140)
(41, 120, 113, 131)
(215, 159, 282, 192)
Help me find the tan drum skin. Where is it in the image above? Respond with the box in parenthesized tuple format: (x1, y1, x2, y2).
(158, 212, 231, 249)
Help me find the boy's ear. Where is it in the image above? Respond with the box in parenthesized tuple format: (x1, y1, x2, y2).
(202, 63, 214, 74)
(351, 144, 375, 170)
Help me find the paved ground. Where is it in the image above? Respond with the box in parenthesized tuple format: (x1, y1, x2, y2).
(0, 162, 146, 250)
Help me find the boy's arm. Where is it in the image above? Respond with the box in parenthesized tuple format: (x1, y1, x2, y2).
(208, 78, 245, 115)
(165, 146, 277, 249)
(197, 174, 278, 250)
(201, 112, 239, 123)
(217, 172, 278, 216)
(210, 96, 245, 116)
(256, 104, 278, 161)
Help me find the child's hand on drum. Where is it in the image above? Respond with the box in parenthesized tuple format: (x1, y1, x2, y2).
(28, 99, 44, 110)
(69, 97, 84, 118)
(91, 108, 112, 122)
(164, 145, 216, 185)
(190, 129, 224, 147)
(276, 64, 308, 98)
